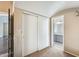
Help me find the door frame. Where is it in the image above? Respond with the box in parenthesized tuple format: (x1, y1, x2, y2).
(50, 16, 64, 49)
(8, 9, 14, 57)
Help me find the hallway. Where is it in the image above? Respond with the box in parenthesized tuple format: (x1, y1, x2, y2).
(26, 46, 74, 57)
(14, 1, 79, 57)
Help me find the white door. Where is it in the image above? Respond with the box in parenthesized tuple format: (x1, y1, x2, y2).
(38, 16, 50, 50)
(22, 14, 38, 56)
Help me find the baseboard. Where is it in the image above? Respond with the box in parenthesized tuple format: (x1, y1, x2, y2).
(25, 46, 50, 57)
(38, 46, 50, 51)
(25, 50, 38, 57)
(64, 50, 79, 57)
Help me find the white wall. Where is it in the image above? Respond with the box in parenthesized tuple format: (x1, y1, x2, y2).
(64, 11, 79, 56)
(14, 8, 23, 57)
(54, 23, 64, 35)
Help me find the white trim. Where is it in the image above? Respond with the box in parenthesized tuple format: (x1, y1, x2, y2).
(64, 50, 79, 57)
(21, 13, 24, 57)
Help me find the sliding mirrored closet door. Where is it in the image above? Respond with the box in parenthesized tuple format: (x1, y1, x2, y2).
(22, 13, 38, 56)
(38, 16, 50, 50)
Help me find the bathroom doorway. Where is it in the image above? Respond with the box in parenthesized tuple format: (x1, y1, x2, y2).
(53, 16, 64, 49)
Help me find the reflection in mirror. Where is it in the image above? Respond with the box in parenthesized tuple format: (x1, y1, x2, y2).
(0, 12, 8, 57)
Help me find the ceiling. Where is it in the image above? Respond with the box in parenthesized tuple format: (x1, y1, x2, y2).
(15, 1, 79, 17)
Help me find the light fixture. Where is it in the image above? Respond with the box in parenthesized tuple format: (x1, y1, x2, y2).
(76, 9, 79, 16)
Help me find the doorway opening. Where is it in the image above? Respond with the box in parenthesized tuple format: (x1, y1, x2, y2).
(53, 16, 64, 50)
